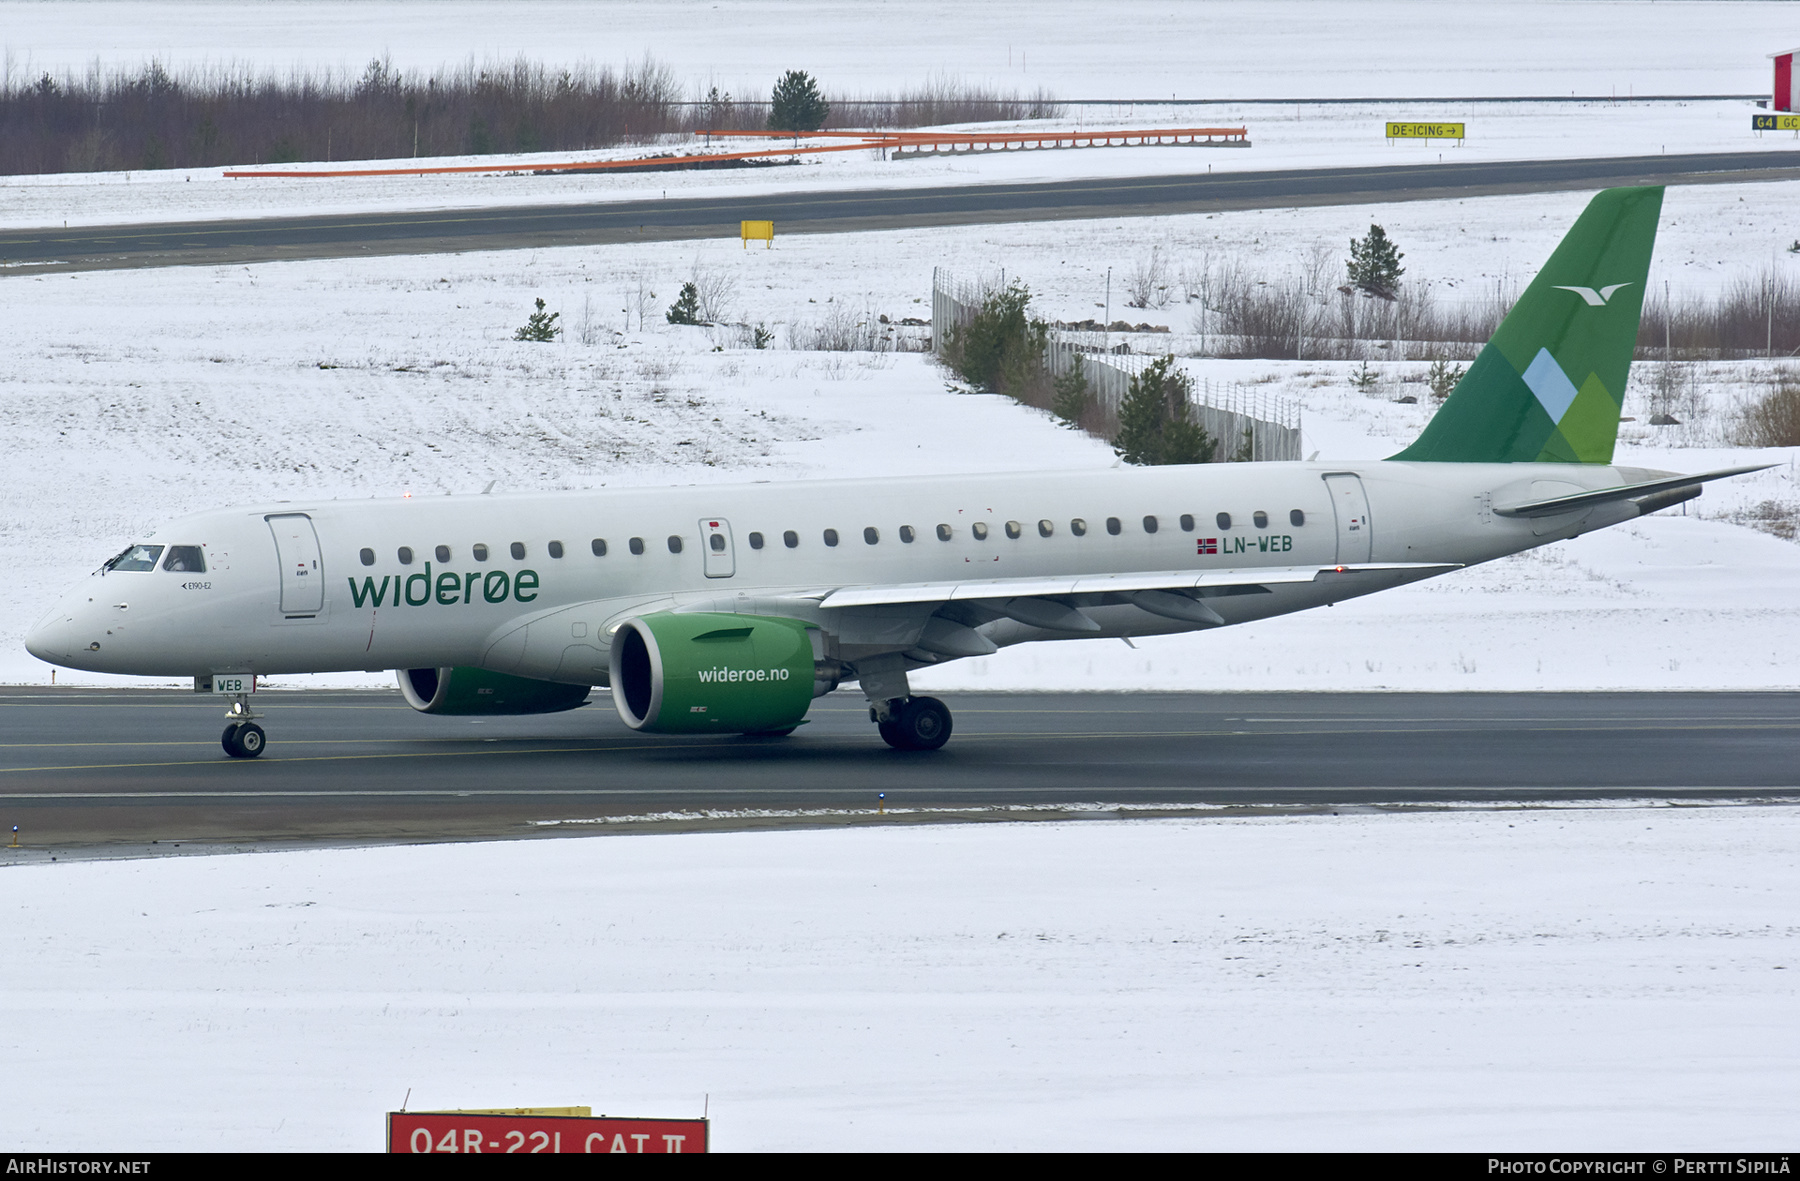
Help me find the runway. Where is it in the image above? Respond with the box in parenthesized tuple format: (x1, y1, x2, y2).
(5, 150, 1800, 273)
(1, 687, 1795, 854)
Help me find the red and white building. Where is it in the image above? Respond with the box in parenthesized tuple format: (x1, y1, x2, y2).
(1773, 47, 1800, 112)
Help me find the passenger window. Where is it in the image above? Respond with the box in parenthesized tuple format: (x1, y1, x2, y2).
(863, 527, 879, 545)
(1071, 518, 1087, 536)
(359, 548, 375, 567)
(710, 534, 726, 552)
(510, 542, 526, 560)
(1217, 512, 1232, 530)
(398, 546, 414, 565)
(1180, 514, 1195, 532)
(473, 543, 489, 562)
(1038, 520, 1054, 538)
(936, 524, 953, 541)
(1143, 516, 1158, 534)
(972, 522, 989, 540)
(1253, 511, 1268, 529)
(162, 546, 205, 573)
(629, 537, 645, 555)
(1004, 521, 1022, 539)
(435, 545, 451, 563)
(823, 528, 839, 547)
(899, 525, 916, 543)
(784, 530, 799, 549)
(1106, 518, 1121, 536)
(667, 536, 684, 554)
(748, 532, 765, 550)
(549, 540, 565, 558)
(1290, 509, 1306, 526)
(591, 539, 607, 556)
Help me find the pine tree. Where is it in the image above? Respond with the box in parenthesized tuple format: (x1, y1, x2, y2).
(768, 70, 829, 133)
(1112, 355, 1216, 466)
(1347, 224, 1405, 298)
(665, 281, 702, 326)
(949, 281, 1041, 390)
(1052, 354, 1090, 425)
(513, 297, 561, 342)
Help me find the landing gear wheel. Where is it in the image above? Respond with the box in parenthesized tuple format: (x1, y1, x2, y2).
(222, 722, 266, 759)
(880, 697, 952, 751)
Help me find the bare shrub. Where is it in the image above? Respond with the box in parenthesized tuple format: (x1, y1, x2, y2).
(1727, 500, 1800, 541)
(792, 303, 888, 352)
(1188, 257, 1506, 360)
(1640, 269, 1800, 360)
(1734, 367, 1800, 447)
(0, 58, 1064, 175)
(1124, 246, 1172, 309)
(689, 262, 737, 324)
(826, 75, 1064, 128)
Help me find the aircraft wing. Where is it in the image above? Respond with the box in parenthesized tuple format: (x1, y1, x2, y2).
(809, 563, 1459, 609)
(1493, 465, 1773, 518)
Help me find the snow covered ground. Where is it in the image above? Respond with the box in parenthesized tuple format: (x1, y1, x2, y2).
(1, 1, 1795, 231)
(3, 806, 1794, 1151)
(0, 0, 1785, 99)
(4, 180, 1796, 691)
(4, 5, 1798, 1154)
(6, 97, 1797, 232)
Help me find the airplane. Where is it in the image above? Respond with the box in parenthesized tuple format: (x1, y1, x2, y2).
(25, 185, 1767, 758)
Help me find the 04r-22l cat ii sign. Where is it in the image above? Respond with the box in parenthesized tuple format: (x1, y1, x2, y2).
(26, 187, 1764, 757)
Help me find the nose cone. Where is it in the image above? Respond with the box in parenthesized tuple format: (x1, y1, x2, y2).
(25, 607, 73, 665)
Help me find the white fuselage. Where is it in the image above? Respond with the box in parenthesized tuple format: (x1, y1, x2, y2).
(25, 460, 1649, 685)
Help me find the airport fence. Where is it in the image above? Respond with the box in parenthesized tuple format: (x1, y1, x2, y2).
(932, 267, 1303, 462)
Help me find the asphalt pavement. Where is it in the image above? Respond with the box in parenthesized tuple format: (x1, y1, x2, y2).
(1, 687, 1794, 854)
(6, 150, 1800, 273)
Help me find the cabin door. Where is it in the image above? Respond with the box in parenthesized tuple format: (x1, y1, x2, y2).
(1324, 474, 1373, 564)
(266, 513, 324, 615)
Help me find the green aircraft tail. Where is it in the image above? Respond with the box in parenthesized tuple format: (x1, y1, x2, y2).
(1392, 185, 1663, 464)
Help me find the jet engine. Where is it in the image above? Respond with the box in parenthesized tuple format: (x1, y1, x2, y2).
(398, 666, 591, 715)
(609, 612, 830, 734)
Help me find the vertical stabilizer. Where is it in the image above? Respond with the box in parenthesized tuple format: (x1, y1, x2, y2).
(1392, 186, 1662, 464)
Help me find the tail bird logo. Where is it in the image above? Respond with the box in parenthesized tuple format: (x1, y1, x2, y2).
(1552, 283, 1632, 306)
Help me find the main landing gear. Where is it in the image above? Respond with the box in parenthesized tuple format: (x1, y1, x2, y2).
(872, 696, 953, 752)
(221, 693, 266, 759)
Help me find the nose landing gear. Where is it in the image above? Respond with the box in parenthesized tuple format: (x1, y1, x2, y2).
(221, 694, 266, 759)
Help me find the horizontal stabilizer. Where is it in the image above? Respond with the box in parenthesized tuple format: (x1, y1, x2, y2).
(1493, 465, 1772, 518)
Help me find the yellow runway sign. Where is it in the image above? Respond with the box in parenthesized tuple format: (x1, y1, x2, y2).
(740, 220, 774, 249)
(1386, 122, 1465, 141)
(1753, 114, 1800, 132)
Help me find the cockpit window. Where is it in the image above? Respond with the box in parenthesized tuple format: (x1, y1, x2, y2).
(104, 544, 163, 573)
(162, 546, 205, 573)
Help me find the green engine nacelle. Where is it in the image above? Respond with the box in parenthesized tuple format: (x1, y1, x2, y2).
(398, 666, 591, 715)
(610, 611, 820, 734)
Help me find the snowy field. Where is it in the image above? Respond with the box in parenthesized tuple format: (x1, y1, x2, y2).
(4, 180, 1797, 692)
(3, 806, 1794, 1151)
(5, 98, 1797, 232)
(0, 0, 1785, 98)
(4, 2, 1799, 1155)
(0, 1, 1796, 230)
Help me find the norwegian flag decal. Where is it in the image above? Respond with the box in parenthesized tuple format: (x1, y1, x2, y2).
(1197, 538, 1219, 555)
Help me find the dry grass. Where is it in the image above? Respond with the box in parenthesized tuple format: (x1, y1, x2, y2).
(1733, 367, 1800, 447)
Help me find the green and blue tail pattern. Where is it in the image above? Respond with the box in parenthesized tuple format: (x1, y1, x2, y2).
(1393, 186, 1663, 465)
